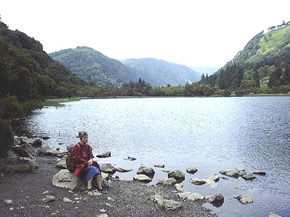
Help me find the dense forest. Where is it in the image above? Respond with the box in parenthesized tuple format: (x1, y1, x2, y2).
(200, 22, 290, 95)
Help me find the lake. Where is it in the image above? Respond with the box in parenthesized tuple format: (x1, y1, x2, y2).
(22, 97, 290, 217)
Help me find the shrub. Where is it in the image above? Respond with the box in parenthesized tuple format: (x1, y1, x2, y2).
(0, 96, 23, 119)
(0, 119, 14, 158)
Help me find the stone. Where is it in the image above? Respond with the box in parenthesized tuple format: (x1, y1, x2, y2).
(124, 156, 136, 161)
(235, 195, 253, 204)
(107, 197, 114, 201)
(114, 167, 132, 173)
(204, 176, 220, 187)
(219, 169, 240, 178)
(4, 199, 13, 205)
(253, 170, 266, 175)
(100, 209, 107, 213)
(154, 164, 165, 168)
(150, 194, 183, 211)
(56, 157, 67, 169)
(88, 191, 102, 196)
(205, 193, 224, 207)
(105, 203, 112, 207)
(186, 167, 198, 174)
(97, 214, 108, 217)
(101, 172, 110, 180)
(162, 170, 170, 173)
(39, 145, 64, 157)
(177, 192, 204, 201)
(168, 170, 185, 181)
(268, 212, 281, 217)
(43, 190, 54, 195)
(20, 136, 42, 147)
(2, 158, 38, 173)
(96, 152, 111, 158)
(12, 143, 35, 158)
(189, 178, 206, 185)
(43, 195, 55, 203)
(174, 183, 184, 192)
(52, 169, 78, 190)
(133, 174, 152, 182)
(157, 178, 177, 186)
(99, 163, 116, 174)
(242, 174, 256, 181)
(63, 197, 73, 203)
(137, 166, 155, 177)
(14, 136, 21, 146)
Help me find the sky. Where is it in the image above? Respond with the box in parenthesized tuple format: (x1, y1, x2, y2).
(1, 0, 290, 67)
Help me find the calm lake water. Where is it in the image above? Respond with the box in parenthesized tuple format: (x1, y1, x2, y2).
(23, 97, 290, 217)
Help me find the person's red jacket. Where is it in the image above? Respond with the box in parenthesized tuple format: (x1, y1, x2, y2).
(73, 143, 93, 176)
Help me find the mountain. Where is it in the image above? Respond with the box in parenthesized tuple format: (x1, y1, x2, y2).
(204, 22, 290, 91)
(122, 58, 200, 87)
(0, 21, 88, 101)
(190, 67, 219, 76)
(49, 47, 138, 87)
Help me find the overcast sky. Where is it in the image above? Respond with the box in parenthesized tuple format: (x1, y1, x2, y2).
(1, 0, 290, 67)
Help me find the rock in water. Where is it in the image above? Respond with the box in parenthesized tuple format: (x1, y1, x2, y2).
(189, 178, 206, 185)
(205, 193, 224, 207)
(168, 170, 185, 181)
(52, 169, 78, 190)
(234, 195, 253, 204)
(186, 167, 198, 174)
(99, 163, 116, 174)
(137, 166, 155, 177)
(154, 164, 165, 168)
(96, 152, 111, 158)
(114, 167, 132, 173)
(253, 170, 266, 175)
(242, 174, 256, 181)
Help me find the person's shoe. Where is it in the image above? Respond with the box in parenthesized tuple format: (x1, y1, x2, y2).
(98, 188, 108, 194)
(88, 187, 98, 192)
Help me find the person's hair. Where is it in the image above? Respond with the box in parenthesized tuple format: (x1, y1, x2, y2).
(78, 131, 88, 139)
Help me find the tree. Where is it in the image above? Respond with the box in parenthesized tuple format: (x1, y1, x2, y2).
(284, 64, 290, 83)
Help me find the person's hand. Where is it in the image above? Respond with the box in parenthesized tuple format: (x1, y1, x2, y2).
(88, 159, 93, 165)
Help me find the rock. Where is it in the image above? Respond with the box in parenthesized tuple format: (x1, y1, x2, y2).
(177, 192, 204, 201)
(204, 176, 220, 186)
(168, 170, 185, 181)
(102, 172, 110, 180)
(219, 169, 240, 178)
(12, 143, 35, 158)
(99, 163, 116, 174)
(63, 197, 73, 203)
(96, 152, 111, 158)
(114, 167, 132, 173)
(56, 157, 67, 169)
(186, 167, 198, 174)
(253, 170, 266, 175)
(39, 145, 64, 157)
(205, 193, 224, 207)
(43, 190, 54, 195)
(174, 183, 184, 192)
(100, 209, 107, 213)
(154, 164, 165, 168)
(162, 170, 170, 173)
(4, 199, 13, 205)
(52, 169, 78, 190)
(189, 178, 206, 185)
(14, 136, 21, 146)
(124, 156, 136, 161)
(97, 214, 108, 217)
(242, 174, 256, 181)
(234, 195, 253, 204)
(107, 197, 114, 201)
(41, 136, 50, 140)
(133, 174, 152, 183)
(20, 136, 42, 147)
(43, 195, 55, 203)
(268, 212, 281, 217)
(2, 157, 38, 173)
(88, 191, 102, 196)
(151, 194, 183, 211)
(157, 178, 177, 186)
(105, 203, 112, 207)
(66, 144, 74, 152)
(137, 166, 155, 177)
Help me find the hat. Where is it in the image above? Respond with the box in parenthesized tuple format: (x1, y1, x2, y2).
(78, 131, 88, 139)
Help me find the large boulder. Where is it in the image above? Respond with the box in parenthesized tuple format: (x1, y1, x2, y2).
(52, 169, 78, 190)
(19, 136, 42, 147)
(150, 194, 183, 211)
(168, 170, 185, 182)
(99, 163, 116, 174)
(11, 143, 35, 159)
(137, 166, 155, 177)
(177, 192, 204, 201)
(157, 178, 177, 186)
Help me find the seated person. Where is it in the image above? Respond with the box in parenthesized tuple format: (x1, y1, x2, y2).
(73, 131, 107, 193)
